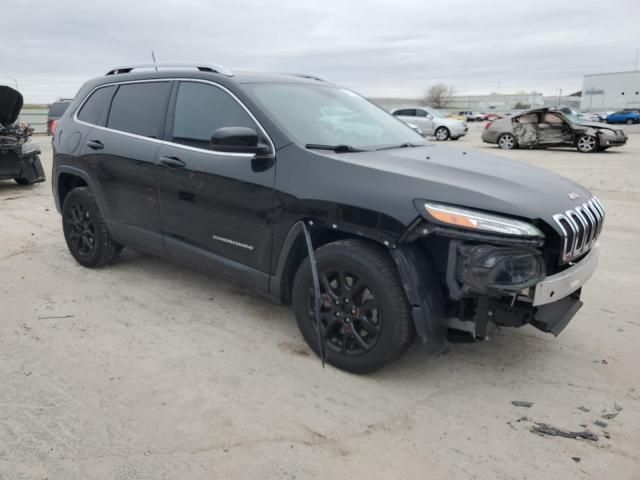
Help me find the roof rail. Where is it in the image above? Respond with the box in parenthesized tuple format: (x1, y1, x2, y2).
(287, 73, 330, 83)
(105, 63, 233, 77)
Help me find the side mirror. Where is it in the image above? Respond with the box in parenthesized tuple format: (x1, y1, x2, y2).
(426, 114, 434, 120)
(210, 127, 271, 155)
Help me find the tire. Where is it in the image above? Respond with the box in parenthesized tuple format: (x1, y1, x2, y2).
(576, 134, 597, 153)
(62, 187, 122, 268)
(292, 239, 413, 373)
(626, 119, 634, 125)
(450, 136, 460, 141)
(434, 126, 450, 141)
(498, 133, 516, 150)
(14, 178, 34, 186)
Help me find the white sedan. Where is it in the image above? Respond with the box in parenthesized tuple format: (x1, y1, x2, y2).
(391, 106, 468, 140)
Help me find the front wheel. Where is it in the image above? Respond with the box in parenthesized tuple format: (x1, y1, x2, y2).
(498, 133, 516, 150)
(576, 134, 597, 153)
(626, 118, 635, 125)
(292, 240, 413, 373)
(434, 127, 450, 141)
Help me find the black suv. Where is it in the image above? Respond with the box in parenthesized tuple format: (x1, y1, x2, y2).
(53, 64, 604, 373)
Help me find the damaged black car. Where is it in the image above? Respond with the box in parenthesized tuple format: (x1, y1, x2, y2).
(482, 107, 628, 153)
(52, 65, 605, 373)
(0, 85, 45, 185)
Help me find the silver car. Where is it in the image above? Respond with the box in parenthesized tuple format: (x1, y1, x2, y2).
(391, 106, 468, 141)
(482, 107, 627, 153)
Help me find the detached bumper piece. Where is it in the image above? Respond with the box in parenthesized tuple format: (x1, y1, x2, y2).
(531, 291, 583, 336)
(446, 291, 583, 342)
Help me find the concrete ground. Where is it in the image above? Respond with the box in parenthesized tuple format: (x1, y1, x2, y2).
(1, 125, 639, 480)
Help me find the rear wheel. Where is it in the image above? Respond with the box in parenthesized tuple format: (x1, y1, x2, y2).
(498, 133, 516, 150)
(576, 134, 597, 153)
(292, 240, 413, 373)
(62, 187, 122, 268)
(626, 118, 635, 125)
(434, 127, 450, 141)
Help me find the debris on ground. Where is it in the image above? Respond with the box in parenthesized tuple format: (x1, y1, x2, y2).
(571, 457, 581, 463)
(614, 403, 623, 412)
(577, 406, 590, 413)
(530, 423, 599, 442)
(511, 401, 534, 408)
(601, 412, 619, 420)
(594, 420, 608, 428)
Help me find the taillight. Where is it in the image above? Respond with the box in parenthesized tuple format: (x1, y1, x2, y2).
(50, 120, 59, 136)
(484, 121, 493, 130)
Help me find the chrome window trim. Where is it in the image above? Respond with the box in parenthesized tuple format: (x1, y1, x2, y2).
(72, 78, 275, 159)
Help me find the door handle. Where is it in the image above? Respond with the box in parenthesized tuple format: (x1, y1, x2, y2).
(160, 156, 186, 168)
(86, 139, 104, 150)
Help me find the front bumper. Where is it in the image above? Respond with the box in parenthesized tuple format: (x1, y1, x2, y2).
(533, 244, 599, 306)
(598, 130, 627, 147)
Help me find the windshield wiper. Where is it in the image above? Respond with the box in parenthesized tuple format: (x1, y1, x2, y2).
(305, 143, 366, 153)
(375, 142, 421, 151)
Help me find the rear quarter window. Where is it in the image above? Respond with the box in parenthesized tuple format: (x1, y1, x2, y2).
(77, 86, 116, 125)
(106, 82, 172, 138)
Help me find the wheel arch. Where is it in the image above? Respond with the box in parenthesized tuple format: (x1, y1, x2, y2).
(55, 166, 102, 214)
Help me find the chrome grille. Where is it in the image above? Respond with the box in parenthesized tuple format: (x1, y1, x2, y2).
(552, 196, 605, 263)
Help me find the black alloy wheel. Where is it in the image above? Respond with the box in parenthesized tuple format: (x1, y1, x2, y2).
(62, 187, 122, 268)
(310, 268, 382, 356)
(292, 239, 414, 373)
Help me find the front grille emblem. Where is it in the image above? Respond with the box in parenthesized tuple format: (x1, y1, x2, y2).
(567, 192, 580, 200)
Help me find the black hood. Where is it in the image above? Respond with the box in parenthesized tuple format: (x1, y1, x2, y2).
(297, 144, 593, 236)
(0, 86, 23, 126)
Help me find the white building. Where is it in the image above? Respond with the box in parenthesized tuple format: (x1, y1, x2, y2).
(580, 71, 640, 112)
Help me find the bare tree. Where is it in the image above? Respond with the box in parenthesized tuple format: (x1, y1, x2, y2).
(425, 83, 455, 109)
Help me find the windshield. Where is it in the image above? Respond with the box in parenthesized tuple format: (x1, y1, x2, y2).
(247, 83, 426, 149)
(429, 109, 447, 118)
(563, 112, 579, 123)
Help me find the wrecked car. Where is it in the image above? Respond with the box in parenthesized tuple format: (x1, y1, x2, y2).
(482, 107, 627, 153)
(53, 64, 604, 373)
(0, 86, 45, 185)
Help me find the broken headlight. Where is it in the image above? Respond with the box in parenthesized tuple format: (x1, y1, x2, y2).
(459, 244, 545, 295)
(417, 201, 544, 238)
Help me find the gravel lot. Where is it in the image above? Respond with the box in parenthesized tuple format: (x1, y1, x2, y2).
(1, 125, 639, 479)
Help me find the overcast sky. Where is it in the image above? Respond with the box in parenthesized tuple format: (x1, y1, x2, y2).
(1, 0, 639, 103)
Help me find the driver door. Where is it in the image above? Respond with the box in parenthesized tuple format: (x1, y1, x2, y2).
(156, 81, 276, 287)
(414, 108, 435, 134)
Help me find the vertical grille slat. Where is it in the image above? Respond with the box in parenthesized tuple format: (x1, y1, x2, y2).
(553, 196, 605, 263)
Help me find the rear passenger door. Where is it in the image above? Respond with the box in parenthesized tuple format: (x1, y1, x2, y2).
(156, 80, 276, 289)
(80, 81, 172, 253)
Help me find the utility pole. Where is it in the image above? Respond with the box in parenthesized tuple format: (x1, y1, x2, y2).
(635, 48, 639, 71)
(557, 88, 562, 106)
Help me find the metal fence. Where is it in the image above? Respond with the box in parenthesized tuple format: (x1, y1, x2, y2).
(18, 108, 48, 134)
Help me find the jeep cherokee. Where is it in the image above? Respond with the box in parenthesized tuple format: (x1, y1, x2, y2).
(52, 64, 604, 373)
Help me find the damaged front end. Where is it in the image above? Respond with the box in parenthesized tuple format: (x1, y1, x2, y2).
(394, 201, 599, 345)
(0, 86, 45, 185)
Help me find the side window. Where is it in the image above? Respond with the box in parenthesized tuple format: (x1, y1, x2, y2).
(171, 82, 257, 150)
(415, 109, 427, 117)
(516, 113, 538, 124)
(106, 82, 172, 138)
(77, 86, 115, 125)
(394, 109, 414, 117)
(543, 113, 564, 124)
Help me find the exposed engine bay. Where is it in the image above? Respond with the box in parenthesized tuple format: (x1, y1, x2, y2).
(0, 85, 45, 185)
